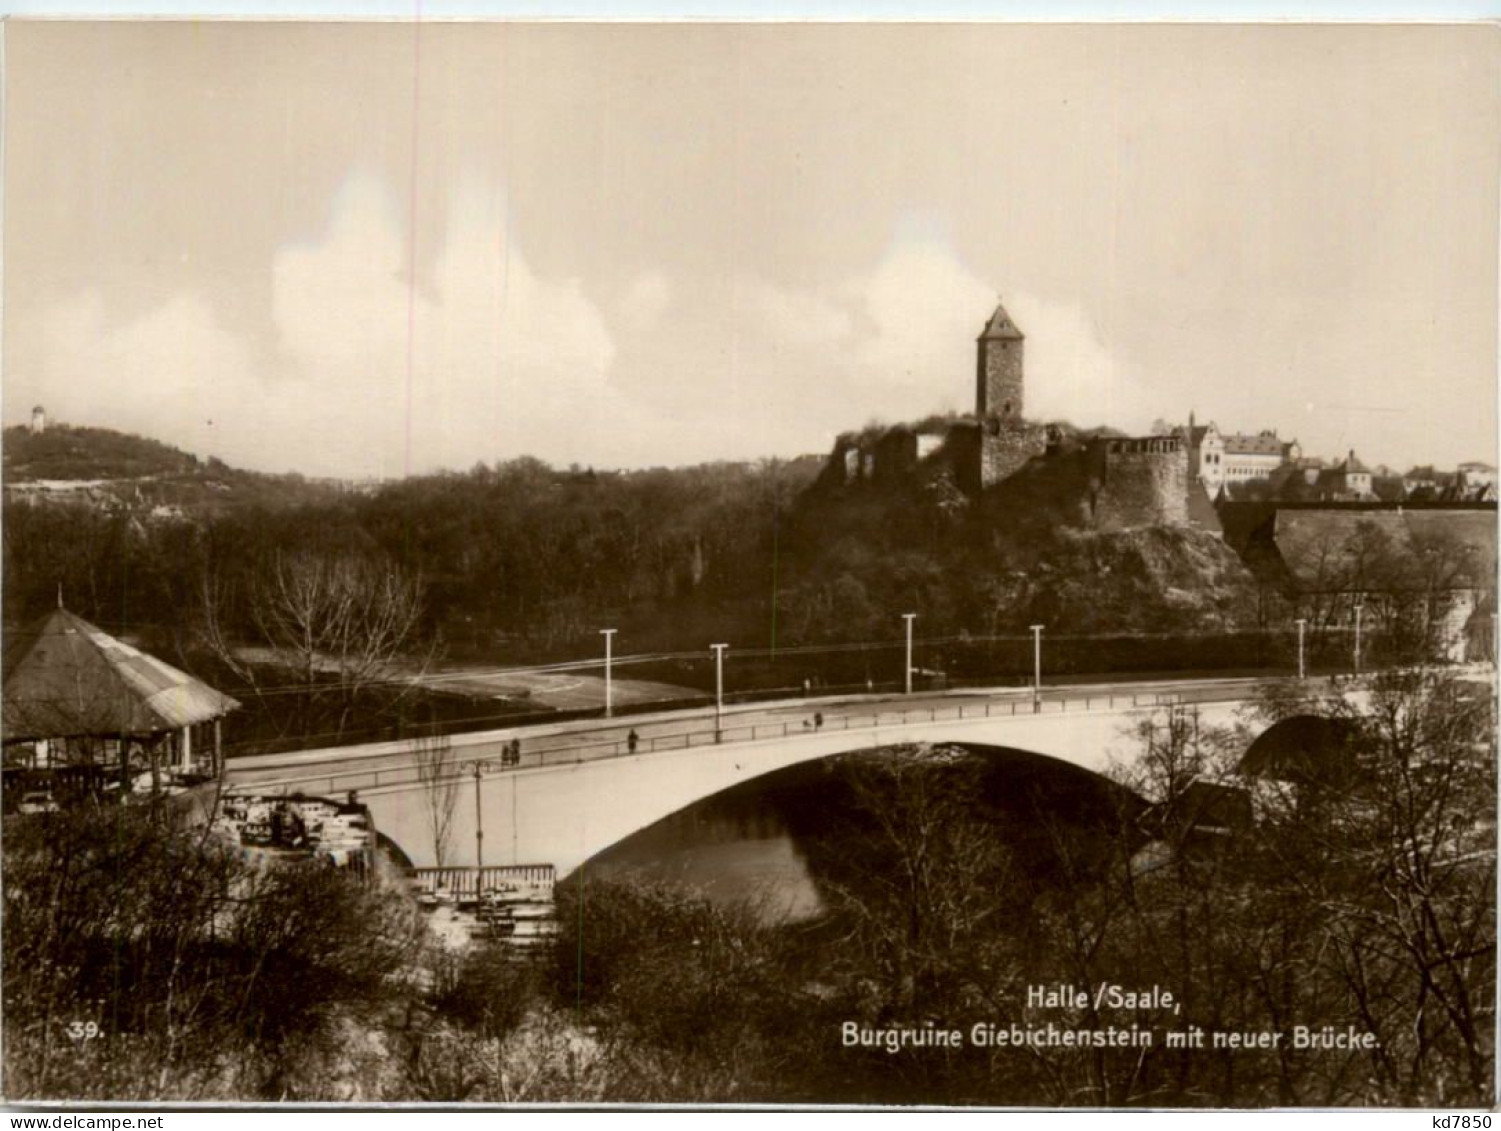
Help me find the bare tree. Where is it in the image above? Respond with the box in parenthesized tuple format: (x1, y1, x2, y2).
(1250, 669, 1496, 1103)
(414, 732, 460, 868)
(200, 549, 428, 742)
(816, 745, 1022, 1020)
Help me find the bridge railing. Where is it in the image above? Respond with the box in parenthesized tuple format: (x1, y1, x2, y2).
(410, 864, 555, 901)
(238, 681, 1264, 798)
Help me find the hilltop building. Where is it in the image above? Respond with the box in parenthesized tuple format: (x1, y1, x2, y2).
(828, 299, 1197, 531)
(1317, 451, 1374, 500)
(1181, 416, 1226, 493)
(1178, 414, 1301, 494)
(1458, 461, 1497, 491)
(972, 301, 1048, 488)
(1222, 430, 1300, 484)
(30, 405, 46, 435)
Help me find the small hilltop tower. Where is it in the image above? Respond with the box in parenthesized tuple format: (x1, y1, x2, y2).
(977, 300, 1024, 421)
(30, 405, 46, 435)
(975, 299, 1046, 486)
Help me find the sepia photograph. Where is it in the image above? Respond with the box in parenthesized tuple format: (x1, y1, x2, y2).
(1, 14, 1497, 1109)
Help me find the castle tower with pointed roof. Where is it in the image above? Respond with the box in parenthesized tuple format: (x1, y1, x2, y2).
(977, 300, 1024, 421)
(974, 299, 1045, 487)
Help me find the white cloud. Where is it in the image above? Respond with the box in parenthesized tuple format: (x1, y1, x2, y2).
(723, 230, 1157, 436)
(738, 278, 853, 347)
(844, 237, 993, 395)
(1002, 295, 1159, 433)
(268, 171, 651, 475)
(19, 172, 668, 477)
(619, 271, 673, 331)
(18, 198, 1164, 478)
(23, 290, 267, 469)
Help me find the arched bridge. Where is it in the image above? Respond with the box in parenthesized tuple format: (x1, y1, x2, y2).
(226, 677, 1320, 878)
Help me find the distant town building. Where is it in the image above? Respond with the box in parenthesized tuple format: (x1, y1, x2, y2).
(29, 405, 46, 435)
(1399, 464, 1495, 504)
(1180, 414, 1226, 493)
(1321, 450, 1374, 500)
(1281, 450, 1377, 502)
(1220, 429, 1300, 484)
(1458, 461, 1497, 491)
(1178, 416, 1303, 494)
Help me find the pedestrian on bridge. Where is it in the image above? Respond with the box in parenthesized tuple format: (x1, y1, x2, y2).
(628, 729, 639, 755)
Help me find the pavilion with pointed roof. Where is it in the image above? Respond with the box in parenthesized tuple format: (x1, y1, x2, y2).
(3, 606, 239, 787)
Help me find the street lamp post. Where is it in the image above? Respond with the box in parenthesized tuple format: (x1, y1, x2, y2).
(1030, 624, 1044, 712)
(1352, 602, 1363, 676)
(472, 760, 493, 873)
(600, 628, 617, 718)
(1295, 618, 1307, 680)
(710, 643, 729, 742)
(902, 613, 917, 695)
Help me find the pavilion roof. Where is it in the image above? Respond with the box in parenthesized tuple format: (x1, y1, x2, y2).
(3, 608, 239, 741)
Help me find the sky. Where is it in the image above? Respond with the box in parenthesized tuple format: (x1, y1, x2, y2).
(4, 20, 1498, 478)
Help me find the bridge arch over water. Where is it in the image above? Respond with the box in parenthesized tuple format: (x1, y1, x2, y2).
(356, 696, 1254, 878)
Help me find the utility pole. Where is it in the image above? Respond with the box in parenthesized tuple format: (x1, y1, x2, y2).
(1295, 618, 1307, 680)
(902, 613, 917, 695)
(600, 628, 617, 718)
(711, 643, 729, 742)
(1030, 625, 1045, 713)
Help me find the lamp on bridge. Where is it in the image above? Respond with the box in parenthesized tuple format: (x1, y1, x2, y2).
(1030, 625, 1045, 713)
(472, 759, 495, 871)
(902, 613, 917, 695)
(1295, 619, 1308, 680)
(600, 628, 617, 718)
(1352, 602, 1363, 676)
(710, 643, 729, 742)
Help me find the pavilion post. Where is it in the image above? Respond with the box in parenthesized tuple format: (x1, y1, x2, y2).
(214, 718, 222, 777)
(181, 725, 192, 774)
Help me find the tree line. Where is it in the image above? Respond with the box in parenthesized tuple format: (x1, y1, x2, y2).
(4, 451, 1492, 755)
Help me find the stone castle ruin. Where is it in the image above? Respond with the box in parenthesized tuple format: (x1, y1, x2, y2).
(828, 299, 1195, 531)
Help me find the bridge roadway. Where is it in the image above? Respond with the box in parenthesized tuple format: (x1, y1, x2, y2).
(218, 674, 1311, 877)
(224, 674, 1285, 797)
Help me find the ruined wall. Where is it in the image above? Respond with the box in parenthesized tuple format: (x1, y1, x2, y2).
(980, 420, 1048, 488)
(1090, 437, 1189, 530)
(916, 433, 944, 460)
(822, 428, 920, 487)
(945, 424, 983, 495)
(873, 429, 919, 483)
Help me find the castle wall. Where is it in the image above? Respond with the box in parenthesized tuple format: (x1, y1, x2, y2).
(980, 421, 1048, 488)
(873, 429, 919, 483)
(945, 424, 982, 495)
(1091, 438, 1189, 530)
